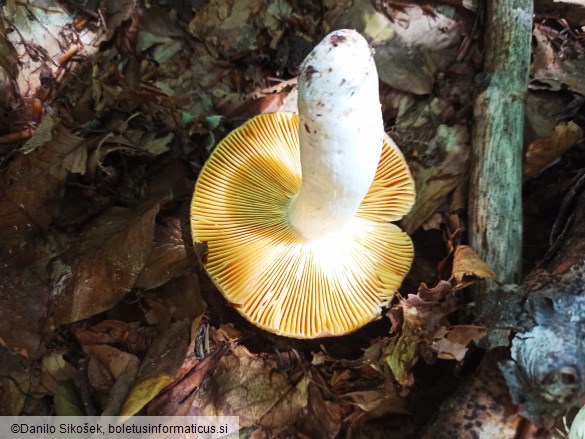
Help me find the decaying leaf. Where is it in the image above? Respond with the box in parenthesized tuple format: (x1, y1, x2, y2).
(49, 201, 160, 327)
(530, 25, 585, 95)
(0, 119, 87, 254)
(431, 325, 487, 361)
(188, 0, 265, 58)
(41, 351, 83, 416)
(523, 121, 583, 181)
(135, 218, 192, 290)
(0, 263, 50, 357)
(2, 2, 104, 97)
(120, 319, 192, 417)
(330, 0, 470, 95)
(402, 124, 470, 234)
(451, 245, 497, 288)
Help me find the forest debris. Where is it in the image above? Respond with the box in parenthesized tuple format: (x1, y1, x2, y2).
(0, 360, 32, 415)
(450, 244, 497, 289)
(48, 198, 162, 327)
(371, 281, 455, 388)
(500, 264, 585, 427)
(402, 124, 470, 234)
(329, 0, 470, 95)
(2, 1, 104, 97)
(469, 1, 533, 291)
(524, 91, 576, 145)
(41, 351, 84, 416)
(135, 218, 192, 290)
(136, 6, 185, 64)
(120, 319, 192, 417)
(148, 276, 207, 323)
(523, 121, 583, 181)
(74, 320, 156, 354)
(188, 0, 265, 58)
(0, 265, 49, 356)
(430, 325, 487, 361)
(0, 20, 19, 82)
(0, 119, 87, 251)
(530, 24, 585, 95)
(83, 344, 140, 415)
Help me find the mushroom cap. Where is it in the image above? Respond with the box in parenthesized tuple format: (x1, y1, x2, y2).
(190, 112, 415, 338)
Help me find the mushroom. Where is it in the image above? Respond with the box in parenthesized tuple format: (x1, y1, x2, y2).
(191, 30, 415, 338)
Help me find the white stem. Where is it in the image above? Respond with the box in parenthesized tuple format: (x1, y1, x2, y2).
(288, 29, 384, 241)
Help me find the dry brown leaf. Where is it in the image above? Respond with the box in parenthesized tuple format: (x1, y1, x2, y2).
(121, 319, 192, 417)
(451, 245, 497, 288)
(530, 26, 585, 95)
(188, 0, 265, 59)
(343, 380, 405, 417)
(195, 345, 292, 426)
(402, 124, 470, 234)
(0, 119, 87, 254)
(331, 0, 470, 95)
(150, 276, 207, 323)
(302, 377, 343, 438)
(135, 217, 191, 290)
(523, 121, 583, 181)
(258, 374, 310, 431)
(0, 262, 50, 356)
(146, 349, 225, 416)
(48, 202, 160, 327)
(431, 325, 487, 361)
(74, 320, 155, 354)
(4, 2, 104, 97)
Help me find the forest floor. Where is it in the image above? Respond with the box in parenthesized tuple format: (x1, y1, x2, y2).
(1, 1, 585, 438)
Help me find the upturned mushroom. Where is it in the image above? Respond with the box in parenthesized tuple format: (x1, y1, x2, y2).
(191, 29, 416, 338)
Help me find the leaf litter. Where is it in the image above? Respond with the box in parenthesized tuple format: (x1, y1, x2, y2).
(0, 1, 584, 437)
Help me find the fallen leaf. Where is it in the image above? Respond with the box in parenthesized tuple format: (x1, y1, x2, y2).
(48, 201, 160, 327)
(41, 351, 83, 415)
(450, 245, 497, 288)
(188, 0, 265, 58)
(1, 251, 48, 354)
(120, 319, 191, 417)
(530, 26, 585, 95)
(83, 344, 140, 414)
(331, 0, 470, 95)
(402, 124, 470, 234)
(431, 325, 487, 361)
(135, 217, 192, 290)
(0, 119, 87, 256)
(523, 121, 583, 181)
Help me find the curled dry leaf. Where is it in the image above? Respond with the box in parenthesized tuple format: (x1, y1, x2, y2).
(451, 245, 497, 289)
(523, 121, 583, 181)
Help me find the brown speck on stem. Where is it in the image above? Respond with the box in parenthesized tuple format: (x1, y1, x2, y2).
(304, 123, 310, 133)
(304, 65, 317, 82)
(329, 34, 347, 47)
